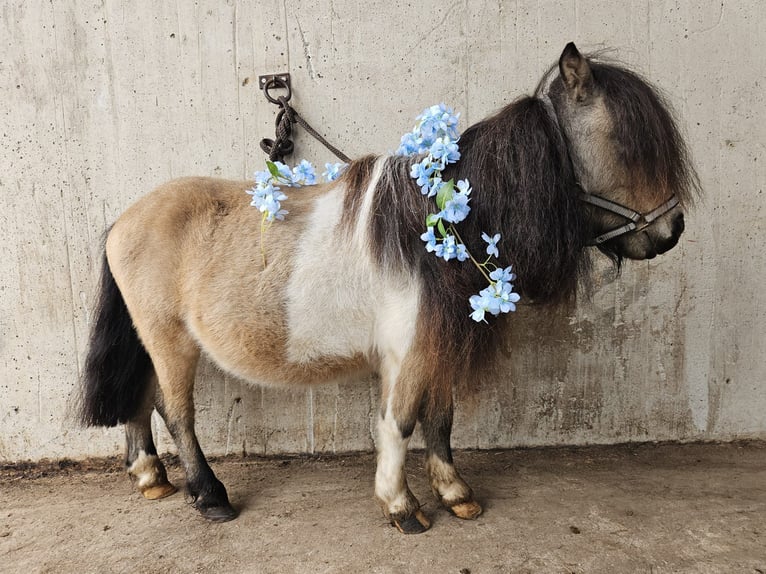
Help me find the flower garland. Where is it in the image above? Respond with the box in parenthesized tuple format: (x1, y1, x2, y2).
(396, 104, 520, 322)
(247, 160, 346, 266)
(247, 104, 520, 322)
(247, 160, 347, 222)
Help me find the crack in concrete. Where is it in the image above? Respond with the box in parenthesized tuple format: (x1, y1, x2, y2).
(688, 1, 725, 37)
(295, 16, 316, 80)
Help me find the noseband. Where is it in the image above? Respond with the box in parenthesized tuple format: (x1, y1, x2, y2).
(578, 189, 679, 245)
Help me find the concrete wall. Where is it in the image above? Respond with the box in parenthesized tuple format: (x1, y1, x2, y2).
(1, 0, 764, 462)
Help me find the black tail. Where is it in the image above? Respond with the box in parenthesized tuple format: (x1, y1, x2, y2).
(80, 251, 153, 427)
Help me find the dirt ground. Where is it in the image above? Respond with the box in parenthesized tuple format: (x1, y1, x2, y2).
(1, 442, 764, 574)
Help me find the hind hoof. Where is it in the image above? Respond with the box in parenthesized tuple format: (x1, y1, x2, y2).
(393, 510, 431, 534)
(142, 483, 178, 500)
(450, 500, 483, 520)
(198, 503, 238, 522)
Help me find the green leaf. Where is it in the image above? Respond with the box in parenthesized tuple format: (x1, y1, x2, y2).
(266, 161, 280, 179)
(437, 219, 448, 238)
(435, 179, 455, 211)
(426, 213, 441, 227)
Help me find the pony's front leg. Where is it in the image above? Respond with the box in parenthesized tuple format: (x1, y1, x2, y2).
(421, 390, 482, 520)
(374, 361, 430, 534)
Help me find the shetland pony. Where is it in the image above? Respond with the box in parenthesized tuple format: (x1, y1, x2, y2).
(80, 43, 698, 533)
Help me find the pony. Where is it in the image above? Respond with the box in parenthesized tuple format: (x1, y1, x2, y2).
(79, 43, 699, 533)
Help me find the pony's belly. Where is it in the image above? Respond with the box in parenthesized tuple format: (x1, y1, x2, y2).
(284, 294, 376, 365)
(185, 306, 374, 388)
(234, 348, 373, 388)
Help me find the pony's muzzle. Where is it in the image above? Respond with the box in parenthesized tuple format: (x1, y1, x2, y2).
(653, 211, 685, 255)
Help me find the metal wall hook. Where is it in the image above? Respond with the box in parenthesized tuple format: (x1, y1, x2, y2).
(259, 73, 291, 104)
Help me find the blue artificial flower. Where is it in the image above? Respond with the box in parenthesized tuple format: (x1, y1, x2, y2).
(417, 103, 461, 143)
(406, 104, 462, 163)
(254, 169, 272, 185)
(456, 179, 471, 195)
(429, 137, 460, 165)
(250, 159, 350, 225)
(469, 292, 493, 323)
(323, 162, 347, 182)
(292, 160, 317, 185)
(420, 226, 438, 253)
(478, 285, 503, 315)
(441, 187, 471, 224)
(266, 206, 289, 221)
(272, 161, 294, 184)
(425, 176, 444, 198)
(456, 242, 469, 262)
(489, 265, 516, 284)
(417, 116, 439, 145)
(435, 234, 459, 261)
(470, 279, 521, 320)
(428, 155, 446, 174)
(469, 295, 487, 322)
(482, 232, 501, 258)
(397, 132, 420, 156)
(498, 282, 521, 313)
(411, 161, 434, 192)
(249, 182, 289, 222)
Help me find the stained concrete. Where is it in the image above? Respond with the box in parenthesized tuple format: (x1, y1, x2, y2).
(2, 443, 765, 573)
(1, 1, 765, 462)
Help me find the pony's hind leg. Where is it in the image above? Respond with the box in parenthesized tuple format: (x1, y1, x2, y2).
(420, 391, 482, 520)
(125, 373, 177, 500)
(143, 327, 237, 522)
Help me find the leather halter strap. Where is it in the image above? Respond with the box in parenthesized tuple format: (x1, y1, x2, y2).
(580, 191, 680, 245)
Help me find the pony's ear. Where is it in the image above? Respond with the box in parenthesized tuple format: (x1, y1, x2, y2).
(559, 42, 592, 101)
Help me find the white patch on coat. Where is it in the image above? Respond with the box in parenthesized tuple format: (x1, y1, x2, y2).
(128, 451, 164, 490)
(376, 279, 420, 410)
(374, 411, 411, 513)
(285, 157, 419, 368)
(285, 186, 375, 363)
(426, 453, 472, 504)
(354, 157, 386, 244)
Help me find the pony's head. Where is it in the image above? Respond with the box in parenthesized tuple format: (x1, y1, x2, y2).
(545, 43, 699, 262)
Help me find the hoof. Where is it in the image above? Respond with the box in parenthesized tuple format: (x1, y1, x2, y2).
(393, 509, 431, 534)
(197, 503, 238, 523)
(450, 500, 483, 520)
(141, 483, 178, 500)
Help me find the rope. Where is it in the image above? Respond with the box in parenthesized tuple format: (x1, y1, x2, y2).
(260, 95, 351, 164)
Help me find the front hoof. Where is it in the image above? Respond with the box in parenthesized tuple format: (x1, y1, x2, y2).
(197, 502, 238, 522)
(141, 483, 178, 500)
(393, 509, 431, 534)
(450, 500, 483, 520)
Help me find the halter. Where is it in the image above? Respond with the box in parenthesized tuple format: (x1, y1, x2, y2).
(536, 85, 680, 247)
(578, 189, 680, 246)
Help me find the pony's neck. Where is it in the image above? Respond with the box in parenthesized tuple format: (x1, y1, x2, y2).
(446, 96, 589, 302)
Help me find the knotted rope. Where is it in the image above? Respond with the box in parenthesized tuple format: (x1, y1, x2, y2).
(259, 78, 350, 164)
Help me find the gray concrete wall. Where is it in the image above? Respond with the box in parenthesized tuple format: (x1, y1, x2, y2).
(1, 0, 764, 462)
